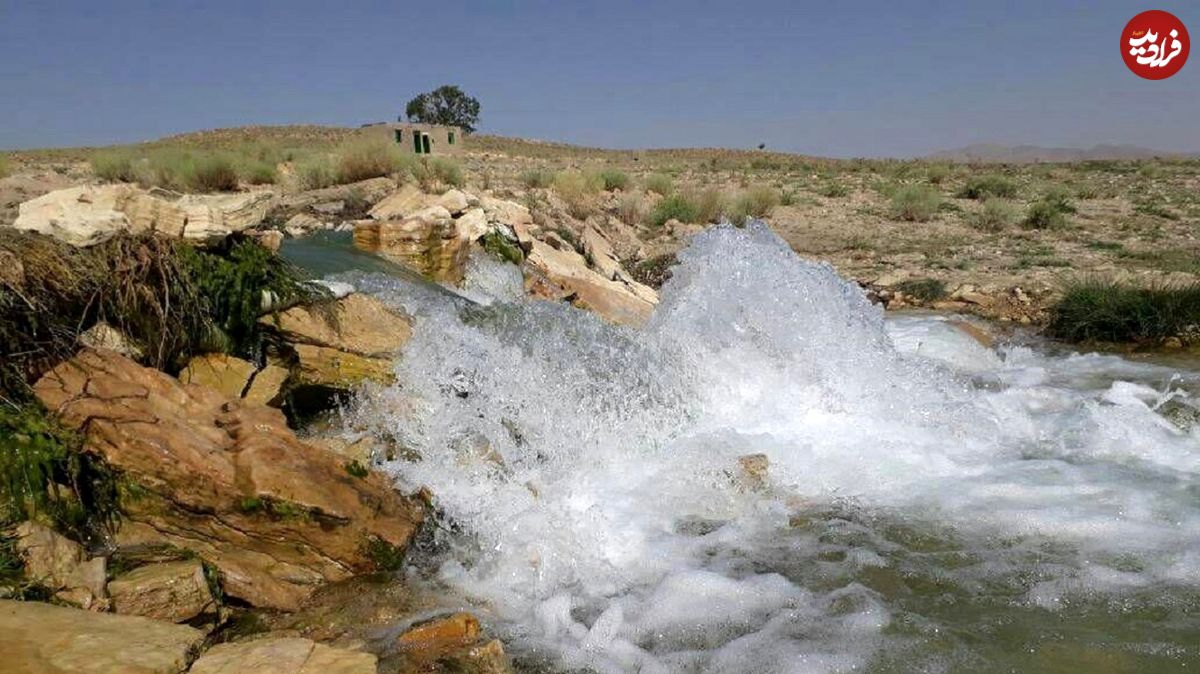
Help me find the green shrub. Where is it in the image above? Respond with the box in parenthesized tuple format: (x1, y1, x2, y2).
(553, 171, 602, 219)
(0, 154, 9, 179)
(237, 160, 277, 185)
(0, 402, 119, 540)
(616, 192, 644, 225)
(594, 168, 630, 191)
(180, 237, 325, 353)
(647, 193, 700, 227)
(520, 168, 555, 189)
(819, 182, 849, 198)
(335, 139, 403, 184)
(972, 198, 1017, 231)
(187, 155, 239, 192)
(731, 185, 780, 221)
(1022, 190, 1075, 230)
(1047, 278, 1200, 342)
(480, 230, 524, 265)
(296, 155, 336, 190)
(90, 151, 138, 183)
(694, 189, 727, 223)
(957, 174, 1018, 200)
(894, 278, 947, 301)
(925, 163, 953, 184)
(644, 173, 674, 195)
(889, 185, 942, 222)
(426, 157, 464, 187)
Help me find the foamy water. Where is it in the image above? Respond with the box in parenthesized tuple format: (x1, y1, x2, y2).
(339, 224, 1200, 673)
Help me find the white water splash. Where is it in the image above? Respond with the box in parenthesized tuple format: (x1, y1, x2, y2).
(351, 223, 1200, 672)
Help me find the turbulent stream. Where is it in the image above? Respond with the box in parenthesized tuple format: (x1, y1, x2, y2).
(286, 225, 1200, 673)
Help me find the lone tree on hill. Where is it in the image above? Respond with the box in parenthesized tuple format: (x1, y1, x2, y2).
(403, 85, 481, 133)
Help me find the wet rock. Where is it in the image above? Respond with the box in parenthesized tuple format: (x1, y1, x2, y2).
(77, 321, 142, 360)
(293, 343, 395, 388)
(736, 453, 770, 491)
(243, 363, 289, 406)
(14, 522, 108, 610)
(353, 208, 469, 284)
(34, 349, 423, 610)
(524, 237, 657, 326)
(179, 353, 257, 399)
(284, 213, 324, 238)
(188, 637, 376, 674)
(948, 319, 995, 348)
(0, 599, 204, 674)
(264, 293, 412, 357)
(108, 559, 216, 623)
(396, 612, 481, 661)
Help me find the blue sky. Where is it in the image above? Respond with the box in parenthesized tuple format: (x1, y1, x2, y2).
(1, 1, 1196, 156)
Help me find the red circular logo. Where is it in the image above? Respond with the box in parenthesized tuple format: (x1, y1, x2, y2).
(1122, 10, 1189, 79)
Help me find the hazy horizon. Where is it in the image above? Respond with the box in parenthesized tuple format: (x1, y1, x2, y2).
(2, 1, 1197, 157)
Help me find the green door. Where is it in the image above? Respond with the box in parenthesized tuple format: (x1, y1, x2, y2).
(413, 131, 423, 154)
(422, 134, 431, 155)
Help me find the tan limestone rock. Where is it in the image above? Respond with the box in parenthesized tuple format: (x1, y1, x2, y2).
(188, 637, 377, 674)
(178, 353, 257, 399)
(14, 522, 107, 610)
(293, 344, 396, 388)
(0, 599, 204, 674)
(34, 349, 422, 610)
(108, 560, 216, 623)
(265, 293, 412, 357)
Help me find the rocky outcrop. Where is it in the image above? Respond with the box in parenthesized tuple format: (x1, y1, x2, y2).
(293, 344, 396, 388)
(34, 348, 423, 610)
(357, 187, 533, 285)
(0, 599, 204, 674)
(261, 293, 411, 390)
(266, 293, 412, 357)
(13, 522, 108, 610)
(179, 353, 288, 406)
(524, 236, 657, 326)
(108, 560, 217, 623)
(9, 184, 273, 246)
(188, 637, 377, 674)
(354, 206, 469, 285)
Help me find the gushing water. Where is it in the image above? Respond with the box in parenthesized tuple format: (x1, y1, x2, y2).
(341, 224, 1200, 673)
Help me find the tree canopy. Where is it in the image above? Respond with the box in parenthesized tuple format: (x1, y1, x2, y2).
(403, 85, 481, 133)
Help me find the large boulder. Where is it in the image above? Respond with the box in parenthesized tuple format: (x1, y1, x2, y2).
(188, 637, 377, 674)
(12, 185, 139, 246)
(13, 522, 108, 610)
(0, 599, 204, 674)
(265, 293, 412, 357)
(524, 237, 657, 326)
(33, 348, 423, 610)
(353, 208, 470, 284)
(9, 184, 274, 246)
(367, 184, 433, 220)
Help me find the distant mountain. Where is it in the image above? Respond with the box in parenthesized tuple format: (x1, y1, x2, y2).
(927, 143, 1196, 163)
